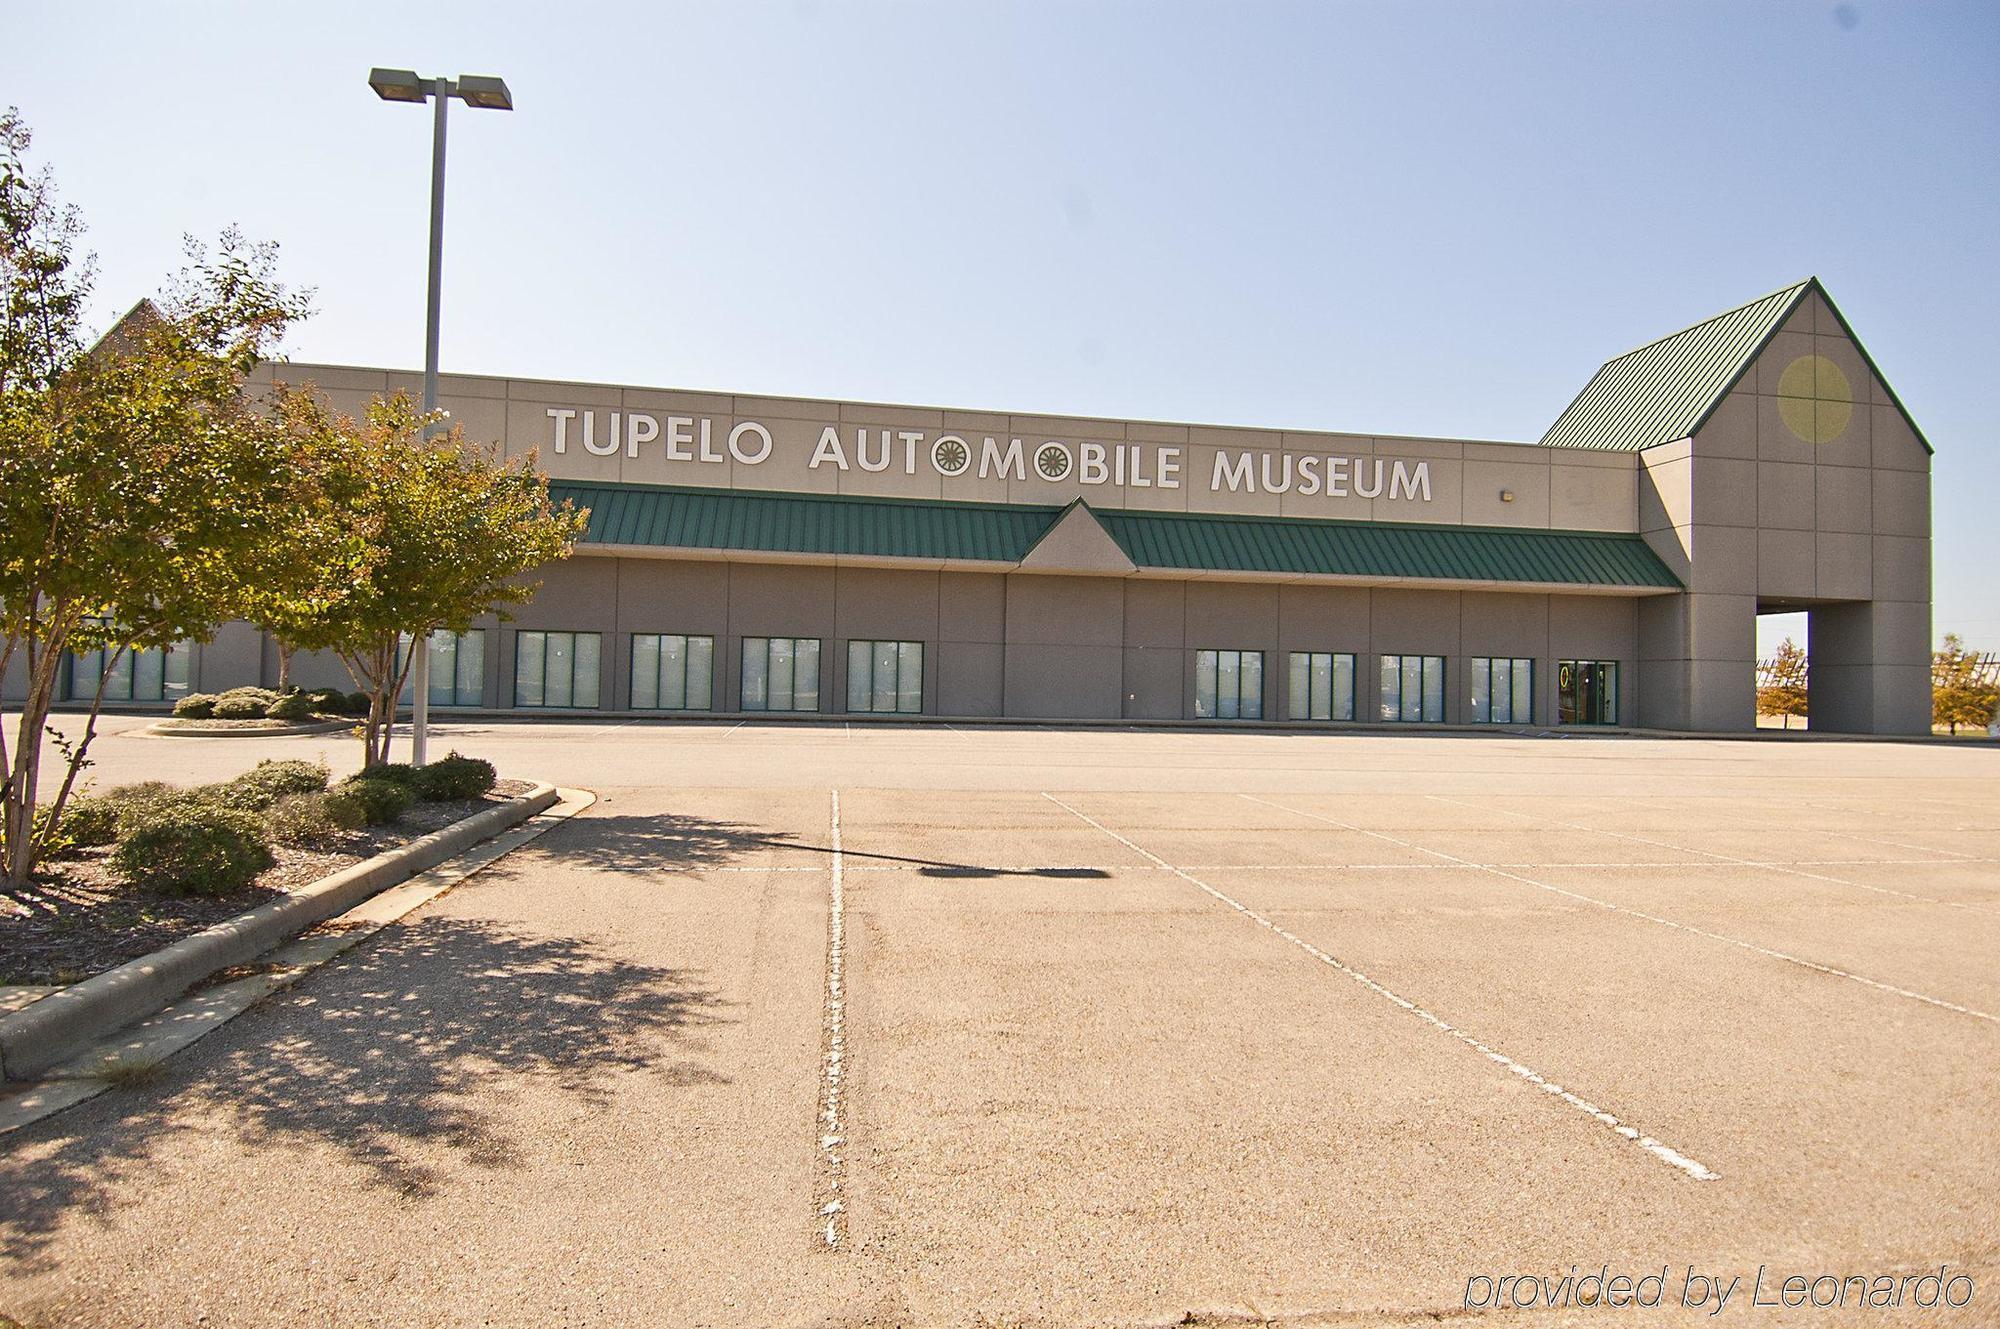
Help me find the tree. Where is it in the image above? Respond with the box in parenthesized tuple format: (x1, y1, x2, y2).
(265, 386, 587, 766)
(1932, 634, 1999, 736)
(1756, 637, 1810, 729)
(1, 109, 311, 887)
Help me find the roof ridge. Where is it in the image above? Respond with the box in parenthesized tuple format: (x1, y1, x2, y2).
(1597, 278, 1814, 366)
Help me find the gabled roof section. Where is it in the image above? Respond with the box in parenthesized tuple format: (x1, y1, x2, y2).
(1018, 500, 1137, 574)
(551, 481, 1062, 563)
(1541, 280, 1811, 452)
(1540, 277, 1932, 455)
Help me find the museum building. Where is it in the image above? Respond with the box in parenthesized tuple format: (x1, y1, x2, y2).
(16, 278, 1936, 733)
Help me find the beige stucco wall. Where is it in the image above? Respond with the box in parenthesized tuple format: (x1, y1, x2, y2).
(246, 363, 1640, 534)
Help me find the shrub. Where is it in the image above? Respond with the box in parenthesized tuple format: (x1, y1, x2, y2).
(172, 693, 218, 719)
(265, 692, 315, 721)
(113, 805, 273, 897)
(413, 752, 497, 801)
(363, 762, 422, 789)
(346, 691, 374, 716)
(212, 693, 271, 720)
(214, 759, 330, 812)
(50, 796, 121, 850)
(218, 685, 279, 707)
(99, 780, 199, 834)
(264, 789, 369, 846)
(305, 687, 348, 714)
(337, 776, 413, 825)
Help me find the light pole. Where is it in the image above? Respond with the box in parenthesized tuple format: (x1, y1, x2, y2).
(368, 67, 513, 765)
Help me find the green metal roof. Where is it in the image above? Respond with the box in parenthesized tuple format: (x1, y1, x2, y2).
(1096, 509, 1681, 589)
(1541, 280, 1812, 452)
(551, 481, 1062, 562)
(1540, 277, 1932, 455)
(552, 482, 1681, 590)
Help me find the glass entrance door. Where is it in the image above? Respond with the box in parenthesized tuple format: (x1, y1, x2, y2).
(1558, 660, 1619, 725)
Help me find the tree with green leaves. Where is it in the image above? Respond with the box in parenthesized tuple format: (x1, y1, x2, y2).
(1756, 637, 1810, 729)
(0, 109, 312, 887)
(1932, 634, 1999, 736)
(264, 386, 587, 766)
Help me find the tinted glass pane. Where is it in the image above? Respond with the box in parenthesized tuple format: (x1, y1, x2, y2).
(1334, 654, 1355, 720)
(1471, 659, 1491, 723)
(164, 642, 192, 697)
(1379, 656, 1398, 722)
(133, 649, 165, 701)
(795, 639, 820, 710)
(741, 638, 768, 709)
(546, 633, 574, 707)
(1288, 653, 1309, 720)
(104, 648, 134, 701)
(1512, 660, 1533, 723)
(1195, 650, 1218, 718)
(847, 641, 871, 711)
(515, 632, 545, 706)
(428, 633, 455, 707)
(897, 642, 923, 713)
(457, 631, 485, 705)
(632, 635, 661, 709)
(869, 642, 897, 712)
(1217, 651, 1240, 719)
(1310, 655, 1332, 721)
(1240, 651, 1262, 719)
(1401, 657, 1421, 722)
(661, 635, 687, 709)
(688, 636, 713, 709)
(769, 638, 794, 710)
(1422, 656, 1444, 721)
(574, 634, 600, 708)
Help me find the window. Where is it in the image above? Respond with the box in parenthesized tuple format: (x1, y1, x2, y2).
(1470, 657, 1534, 724)
(1558, 660, 1619, 725)
(69, 635, 192, 703)
(632, 634, 715, 710)
(1379, 654, 1445, 722)
(399, 630, 486, 707)
(1287, 652, 1356, 721)
(741, 637, 821, 712)
(1194, 649, 1264, 719)
(514, 630, 601, 708)
(846, 640, 923, 714)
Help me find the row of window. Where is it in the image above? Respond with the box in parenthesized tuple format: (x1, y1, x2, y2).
(63, 630, 1620, 725)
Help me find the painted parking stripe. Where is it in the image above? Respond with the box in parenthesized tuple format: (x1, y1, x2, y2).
(816, 789, 849, 1250)
(1042, 793, 1720, 1183)
(1249, 794, 1997, 1027)
(1428, 794, 2000, 916)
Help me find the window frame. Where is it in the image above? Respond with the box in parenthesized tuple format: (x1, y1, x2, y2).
(399, 629, 487, 708)
(1379, 654, 1446, 723)
(1557, 659, 1621, 726)
(68, 632, 193, 704)
(740, 636, 823, 713)
(1286, 651, 1357, 722)
(1194, 648, 1265, 720)
(630, 633, 716, 711)
(845, 639, 924, 714)
(1469, 656, 1534, 725)
(513, 630, 602, 709)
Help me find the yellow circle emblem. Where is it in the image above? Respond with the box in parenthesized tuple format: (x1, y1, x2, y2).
(1776, 354, 1852, 444)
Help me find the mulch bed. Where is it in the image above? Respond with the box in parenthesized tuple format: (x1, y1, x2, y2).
(0, 778, 536, 989)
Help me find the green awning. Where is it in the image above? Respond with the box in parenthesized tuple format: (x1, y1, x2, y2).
(550, 482, 1682, 591)
(1095, 508, 1681, 589)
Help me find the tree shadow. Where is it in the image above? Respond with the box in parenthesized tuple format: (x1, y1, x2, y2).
(0, 914, 730, 1272)
(549, 811, 1108, 880)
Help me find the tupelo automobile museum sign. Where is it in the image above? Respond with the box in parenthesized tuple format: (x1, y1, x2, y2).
(546, 407, 1433, 502)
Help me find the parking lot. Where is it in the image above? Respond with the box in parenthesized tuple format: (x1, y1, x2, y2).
(3, 717, 1997, 1326)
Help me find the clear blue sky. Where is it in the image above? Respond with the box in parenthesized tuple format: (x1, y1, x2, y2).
(8, 2, 1996, 652)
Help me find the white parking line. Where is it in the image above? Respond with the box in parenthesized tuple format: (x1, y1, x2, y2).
(1042, 793, 1720, 1183)
(816, 789, 849, 1250)
(1427, 794, 1999, 915)
(1248, 795, 1996, 1026)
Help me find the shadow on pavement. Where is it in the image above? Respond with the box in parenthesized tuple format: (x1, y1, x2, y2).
(0, 913, 729, 1272)
(548, 811, 1110, 880)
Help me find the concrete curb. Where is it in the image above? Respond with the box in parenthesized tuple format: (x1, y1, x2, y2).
(137, 718, 354, 739)
(0, 782, 559, 1083)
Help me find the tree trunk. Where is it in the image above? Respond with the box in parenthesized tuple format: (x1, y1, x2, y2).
(276, 641, 294, 691)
